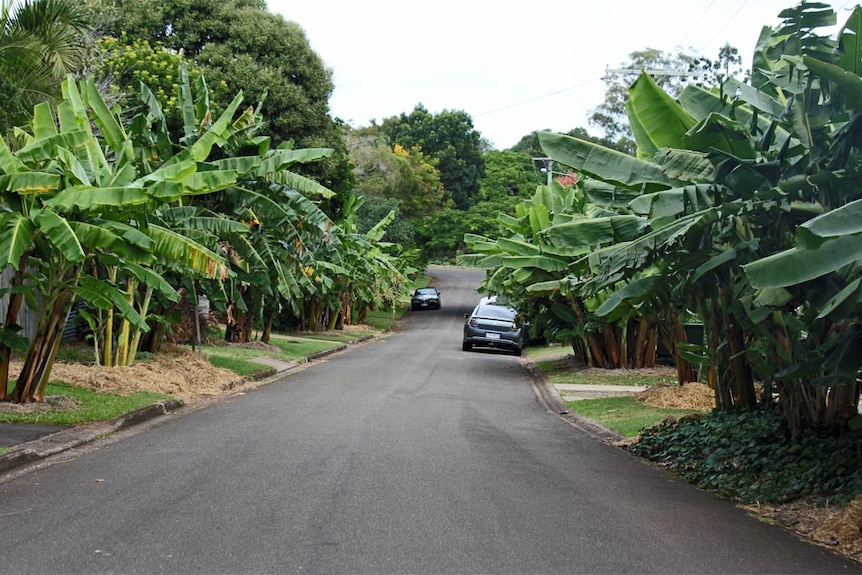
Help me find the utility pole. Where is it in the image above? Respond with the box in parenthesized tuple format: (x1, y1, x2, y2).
(532, 157, 553, 187)
(604, 67, 701, 81)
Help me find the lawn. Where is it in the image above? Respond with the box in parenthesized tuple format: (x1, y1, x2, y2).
(526, 344, 707, 437)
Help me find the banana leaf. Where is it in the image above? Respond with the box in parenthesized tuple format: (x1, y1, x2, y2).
(797, 197, 862, 248)
(837, 7, 862, 75)
(595, 275, 658, 318)
(627, 72, 697, 158)
(0, 213, 35, 269)
(500, 255, 569, 272)
(46, 185, 150, 211)
(744, 234, 862, 288)
(0, 172, 60, 193)
(544, 215, 649, 249)
(74, 276, 149, 332)
(538, 131, 683, 190)
(803, 55, 862, 99)
(31, 208, 84, 262)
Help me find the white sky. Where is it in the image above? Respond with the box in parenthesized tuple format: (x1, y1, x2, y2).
(266, 1, 852, 150)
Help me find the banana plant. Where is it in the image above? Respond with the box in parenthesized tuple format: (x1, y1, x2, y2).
(0, 74, 244, 401)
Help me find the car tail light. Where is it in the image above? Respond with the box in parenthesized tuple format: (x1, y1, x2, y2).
(469, 318, 479, 327)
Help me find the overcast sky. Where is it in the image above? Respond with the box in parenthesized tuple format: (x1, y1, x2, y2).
(265, 1, 851, 150)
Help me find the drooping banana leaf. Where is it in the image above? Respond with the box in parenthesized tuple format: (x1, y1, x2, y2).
(0, 213, 35, 269)
(74, 275, 149, 332)
(538, 131, 684, 190)
(31, 208, 84, 262)
(744, 234, 862, 288)
(803, 54, 862, 99)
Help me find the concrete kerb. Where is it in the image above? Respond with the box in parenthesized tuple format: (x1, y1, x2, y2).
(0, 399, 184, 474)
(520, 358, 626, 445)
(0, 334, 375, 475)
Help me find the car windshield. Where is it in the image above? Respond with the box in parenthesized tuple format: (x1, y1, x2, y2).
(416, 288, 437, 295)
(475, 304, 516, 320)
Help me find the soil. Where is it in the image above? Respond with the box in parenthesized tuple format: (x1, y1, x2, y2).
(4, 346, 862, 564)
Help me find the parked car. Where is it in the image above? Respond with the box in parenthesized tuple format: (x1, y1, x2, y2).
(462, 302, 525, 356)
(411, 287, 441, 310)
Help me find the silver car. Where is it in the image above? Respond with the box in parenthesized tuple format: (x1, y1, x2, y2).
(462, 303, 525, 356)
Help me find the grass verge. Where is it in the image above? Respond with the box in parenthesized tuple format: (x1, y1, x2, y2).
(566, 396, 702, 438)
(0, 382, 171, 426)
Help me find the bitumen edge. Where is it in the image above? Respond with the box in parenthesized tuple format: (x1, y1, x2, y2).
(0, 338, 369, 475)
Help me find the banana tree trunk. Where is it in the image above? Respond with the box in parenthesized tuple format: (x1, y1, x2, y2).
(0, 265, 26, 400)
(11, 279, 79, 403)
(671, 312, 696, 384)
(570, 297, 607, 368)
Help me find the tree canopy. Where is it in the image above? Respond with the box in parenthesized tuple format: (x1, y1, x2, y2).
(379, 104, 486, 210)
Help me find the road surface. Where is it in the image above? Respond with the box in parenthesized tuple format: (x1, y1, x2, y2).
(0, 266, 857, 574)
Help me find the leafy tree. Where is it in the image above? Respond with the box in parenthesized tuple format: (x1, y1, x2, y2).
(689, 43, 747, 87)
(479, 150, 541, 203)
(92, 34, 215, 133)
(348, 129, 446, 219)
(380, 104, 485, 210)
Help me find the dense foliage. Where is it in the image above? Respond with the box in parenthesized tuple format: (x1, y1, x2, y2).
(631, 407, 862, 505)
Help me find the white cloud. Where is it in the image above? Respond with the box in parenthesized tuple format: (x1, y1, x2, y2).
(267, 1, 850, 149)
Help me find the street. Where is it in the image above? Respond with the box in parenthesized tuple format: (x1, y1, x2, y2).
(0, 266, 858, 574)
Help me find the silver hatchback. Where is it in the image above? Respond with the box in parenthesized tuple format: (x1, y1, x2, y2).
(462, 303, 525, 356)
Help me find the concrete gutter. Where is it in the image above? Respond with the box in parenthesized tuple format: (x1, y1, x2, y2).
(521, 359, 627, 445)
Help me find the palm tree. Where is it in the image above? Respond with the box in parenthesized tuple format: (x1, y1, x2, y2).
(0, 0, 90, 132)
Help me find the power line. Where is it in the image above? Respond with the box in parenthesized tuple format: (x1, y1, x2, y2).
(676, 0, 717, 48)
(474, 78, 604, 118)
(697, 0, 749, 54)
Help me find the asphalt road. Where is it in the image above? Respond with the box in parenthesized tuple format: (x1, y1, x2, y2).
(0, 266, 859, 574)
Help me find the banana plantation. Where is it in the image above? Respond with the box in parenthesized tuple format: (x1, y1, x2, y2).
(460, 3, 862, 436)
(0, 67, 410, 404)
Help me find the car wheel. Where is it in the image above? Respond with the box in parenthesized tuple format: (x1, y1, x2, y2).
(462, 341, 472, 352)
(513, 347, 522, 357)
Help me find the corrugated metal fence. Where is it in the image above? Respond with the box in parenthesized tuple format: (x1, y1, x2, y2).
(0, 266, 39, 342)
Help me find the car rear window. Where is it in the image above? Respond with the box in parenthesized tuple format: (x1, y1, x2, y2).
(476, 304, 516, 319)
(416, 288, 437, 295)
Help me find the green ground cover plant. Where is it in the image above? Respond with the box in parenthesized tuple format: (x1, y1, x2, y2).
(630, 405, 862, 505)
